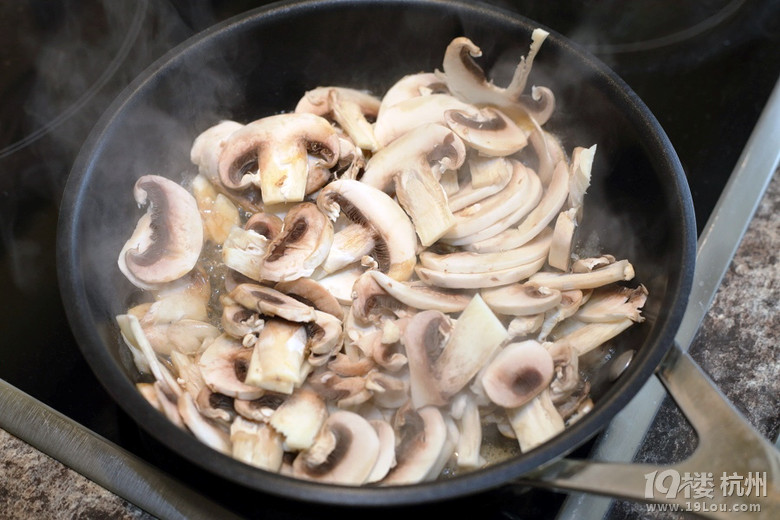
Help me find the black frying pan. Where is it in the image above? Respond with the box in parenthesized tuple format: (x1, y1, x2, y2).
(57, 0, 696, 508)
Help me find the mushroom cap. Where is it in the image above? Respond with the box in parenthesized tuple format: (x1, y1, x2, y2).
(198, 335, 264, 400)
(480, 340, 554, 409)
(444, 107, 528, 157)
(291, 410, 380, 485)
(381, 406, 449, 485)
(118, 175, 204, 289)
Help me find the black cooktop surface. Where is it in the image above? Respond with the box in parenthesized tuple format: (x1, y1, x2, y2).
(1, 1, 778, 518)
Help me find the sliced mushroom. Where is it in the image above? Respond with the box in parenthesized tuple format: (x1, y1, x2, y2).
(178, 392, 231, 454)
(373, 93, 477, 147)
(366, 419, 397, 483)
(311, 264, 364, 305)
(268, 387, 328, 451)
(368, 270, 472, 313)
(547, 208, 578, 271)
(190, 120, 244, 183)
(292, 410, 380, 485)
(221, 226, 269, 282)
(306, 310, 344, 366)
(221, 303, 264, 339)
(381, 406, 449, 485)
(574, 284, 648, 323)
(198, 334, 264, 400)
(480, 340, 554, 408)
(258, 202, 334, 282)
(244, 212, 284, 240)
(229, 283, 317, 323)
(568, 144, 596, 220)
(274, 277, 344, 320)
(317, 179, 417, 281)
(245, 319, 308, 394)
(234, 393, 287, 422)
(451, 392, 484, 469)
(447, 156, 514, 212)
(230, 416, 285, 472)
(195, 387, 236, 425)
(361, 123, 466, 192)
(528, 259, 635, 291)
(295, 86, 381, 151)
(508, 314, 545, 338)
(395, 166, 457, 246)
(506, 388, 565, 452)
(191, 174, 241, 244)
(377, 72, 448, 118)
(537, 289, 587, 341)
(444, 107, 528, 156)
(217, 113, 339, 204)
(415, 255, 546, 289)
(118, 175, 204, 289)
(547, 342, 580, 404)
(552, 318, 635, 357)
(320, 223, 376, 274)
(480, 282, 561, 316)
(365, 370, 409, 409)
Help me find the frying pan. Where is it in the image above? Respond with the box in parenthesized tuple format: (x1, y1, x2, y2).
(57, 0, 778, 515)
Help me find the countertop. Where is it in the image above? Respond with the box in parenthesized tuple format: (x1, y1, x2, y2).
(0, 169, 777, 519)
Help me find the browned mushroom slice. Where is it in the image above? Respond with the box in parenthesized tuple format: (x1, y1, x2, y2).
(217, 113, 339, 204)
(244, 319, 308, 394)
(268, 388, 328, 451)
(381, 406, 450, 485)
(275, 277, 344, 320)
(295, 86, 381, 151)
(258, 202, 334, 282)
(444, 107, 528, 156)
(230, 416, 284, 471)
(198, 334, 263, 400)
(480, 282, 561, 316)
(229, 283, 317, 323)
(118, 175, 204, 289)
(292, 410, 380, 485)
(480, 340, 554, 408)
(317, 180, 417, 281)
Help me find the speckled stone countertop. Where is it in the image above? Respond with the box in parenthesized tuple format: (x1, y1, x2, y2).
(1, 172, 777, 519)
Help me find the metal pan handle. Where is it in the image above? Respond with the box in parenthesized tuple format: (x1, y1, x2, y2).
(517, 344, 780, 519)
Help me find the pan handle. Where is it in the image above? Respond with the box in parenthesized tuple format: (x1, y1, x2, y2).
(516, 344, 780, 519)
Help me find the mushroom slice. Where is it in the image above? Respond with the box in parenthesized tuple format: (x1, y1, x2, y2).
(229, 283, 317, 323)
(178, 392, 231, 454)
(221, 303, 264, 339)
(191, 175, 240, 245)
(366, 419, 397, 483)
(195, 387, 236, 425)
(444, 107, 528, 156)
(118, 175, 204, 289)
(198, 334, 264, 400)
(415, 255, 546, 289)
(451, 393, 484, 469)
(537, 289, 587, 341)
(547, 342, 580, 404)
(395, 166, 456, 246)
(568, 144, 596, 220)
(553, 318, 636, 357)
(441, 160, 536, 242)
(116, 313, 180, 398)
(365, 370, 410, 409)
(470, 159, 570, 252)
(312, 264, 363, 305)
(217, 113, 339, 204)
(317, 179, 417, 281)
(402, 310, 451, 407)
(234, 393, 287, 422)
(481, 340, 554, 408)
(373, 93, 477, 147)
(378, 72, 447, 118)
(547, 208, 578, 271)
(352, 270, 409, 324)
(420, 227, 552, 274)
(574, 284, 648, 323)
(361, 123, 466, 193)
(244, 212, 284, 240)
(506, 388, 565, 452)
(268, 388, 328, 451)
(368, 270, 472, 313)
(508, 314, 545, 338)
(438, 31, 549, 121)
(292, 410, 380, 485)
(528, 259, 635, 291)
(295, 86, 381, 151)
(381, 406, 449, 485)
(320, 223, 376, 274)
(275, 278, 344, 320)
(222, 226, 269, 282)
(258, 202, 334, 282)
(245, 319, 308, 394)
(306, 310, 344, 366)
(190, 120, 244, 183)
(447, 156, 514, 212)
(230, 417, 284, 472)
(480, 282, 562, 316)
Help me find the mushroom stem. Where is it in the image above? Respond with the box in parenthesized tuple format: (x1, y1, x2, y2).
(506, 388, 564, 452)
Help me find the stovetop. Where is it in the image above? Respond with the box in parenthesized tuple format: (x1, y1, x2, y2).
(1, 1, 778, 519)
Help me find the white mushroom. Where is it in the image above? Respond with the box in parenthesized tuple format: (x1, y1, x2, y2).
(480, 340, 554, 408)
(118, 175, 204, 289)
(295, 86, 381, 151)
(368, 270, 472, 313)
(506, 388, 565, 452)
(245, 319, 308, 394)
(198, 334, 264, 400)
(230, 416, 284, 472)
(480, 282, 562, 316)
(444, 107, 528, 156)
(217, 113, 339, 204)
(381, 406, 450, 485)
(190, 120, 244, 183)
(178, 392, 231, 455)
(268, 387, 328, 451)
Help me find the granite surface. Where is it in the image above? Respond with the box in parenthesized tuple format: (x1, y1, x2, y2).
(0, 171, 777, 519)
